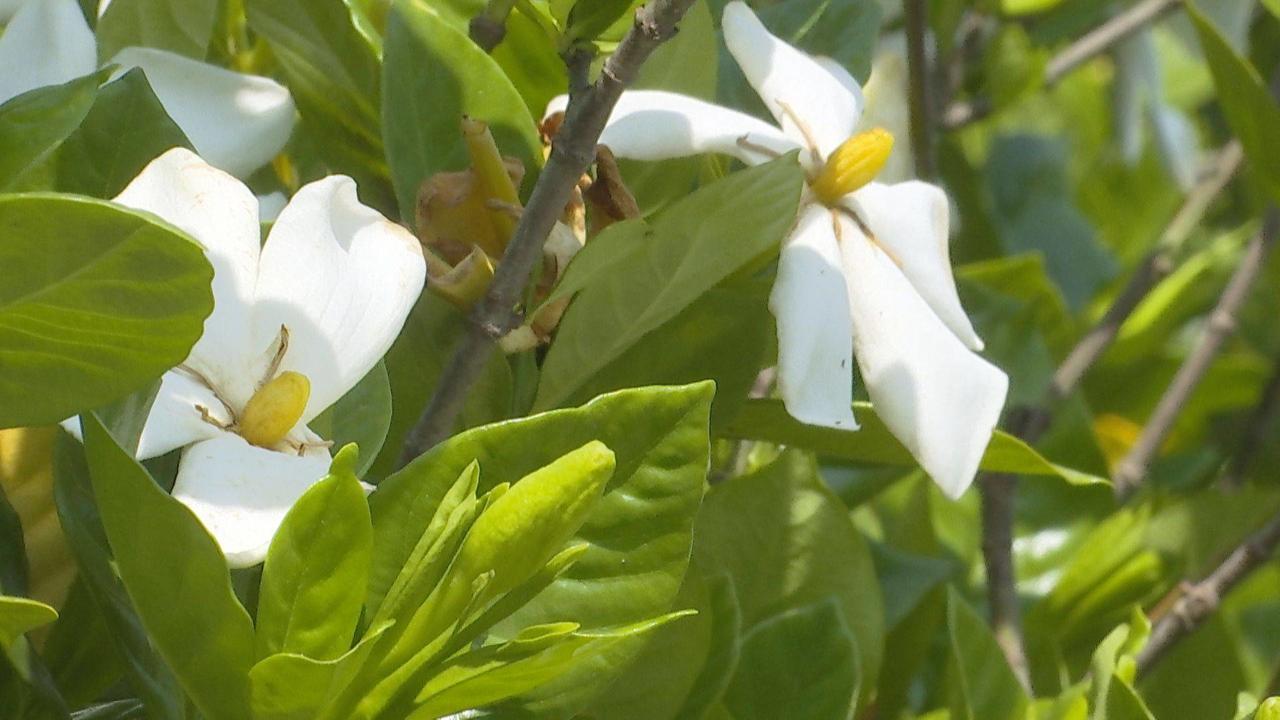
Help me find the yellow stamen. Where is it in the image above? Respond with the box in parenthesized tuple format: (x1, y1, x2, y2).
(811, 128, 894, 205)
(240, 371, 310, 448)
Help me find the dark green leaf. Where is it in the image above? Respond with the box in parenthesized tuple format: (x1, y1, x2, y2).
(308, 361, 392, 477)
(946, 587, 1029, 720)
(96, 0, 218, 60)
(0, 73, 102, 191)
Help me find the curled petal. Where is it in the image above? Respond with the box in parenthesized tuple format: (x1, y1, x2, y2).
(545, 90, 799, 166)
(0, 0, 96, 103)
(113, 148, 262, 410)
(254, 176, 426, 424)
(722, 0, 862, 158)
(172, 435, 332, 568)
(838, 214, 1008, 498)
(844, 182, 983, 350)
(110, 47, 296, 178)
(769, 204, 857, 430)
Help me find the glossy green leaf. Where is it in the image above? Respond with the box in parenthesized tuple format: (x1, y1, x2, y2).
(256, 466, 373, 661)
(51, 434, 185, 719)
(0, 73, 102, 191)
(0, 596, 57, 648)
(249, 620, 392, 720)
(96, 0, 218, 60)
(41, 579, 126, 708)
(723, 399, 1107, 486)
(55, 68, 192, 199)
(308, 361, 392, 477)
(535, 156, 803, 410)
(946, 587, 1030, 720)
(369, 383, 712, 714)
(693, 451, 884, 702)
(1189, 4, 1280, 202)
(723, 598, 859, 720)
(565, 0, 635, 43)
(381, 0, 541, 221)
(82, 413, 254, 720)
(0, 194, 212, 428)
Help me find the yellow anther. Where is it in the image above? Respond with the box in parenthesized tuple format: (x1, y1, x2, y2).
(240, 371, 310, 448)
(811, 128, 894, 205)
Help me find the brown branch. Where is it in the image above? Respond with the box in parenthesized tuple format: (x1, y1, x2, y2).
(942, 0, 1184, 130)
(398, 0, 699, 466)
(470, 0, 518, 52)
(980, 471, 1032, 690)
(1113, 209, 1280, 497)
(904, 0, 936, 179)
(1135, 511, 1280, 677)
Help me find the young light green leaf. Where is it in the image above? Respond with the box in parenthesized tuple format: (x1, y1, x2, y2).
(55, 68, 192, 199)
(723, 399, 1107, 487)
(723, 599, 859, 720)
(535, 156, 803, 410)
(256, 465, 373, 661)
(369, 383, 712, 715)
(96, 0, 218, 60)
(82, 413, 254, 720)
(0, 194, 212, 428)
(381, 0, 541, 222)
(946, 587, 1030, 720)
(0, 596, 57, 648)
(249, 620, 394, 720)
(0, 72, 103, 191)
(1189, 4, 1280, 203)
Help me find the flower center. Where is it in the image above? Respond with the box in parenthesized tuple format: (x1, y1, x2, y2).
(239, 371, 310, 448)
(811, 128, 894, 205)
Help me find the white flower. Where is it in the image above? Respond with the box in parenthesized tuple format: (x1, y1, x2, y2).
(63, 148, 426, 567)
(545, 1, 1007, 497)
(0, 0, 295, 178)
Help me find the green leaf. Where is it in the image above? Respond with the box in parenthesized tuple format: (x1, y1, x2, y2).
(82, 413, 254, 720)
(381, 0, 541, 222)
(723, 599, 859, 720)
(1105, 678, 1156, 720)
(1189, 4, 1280, 202)
(308, 361, 392, 477)
(368, 383, 712, 714)
(51, 434, 185, 719)
(96, 0, 218, 60)
(723, 399, 1108, 486)
(256, 467, 373, 661)
(0, 73, 102, 191)
(693, 451, 884, 704)
(565, 0, 636, 43)
(0, 194, 213, 428)
(55, 68, 192, 199)
(756, 0, 881, 82)
(249, 620, 393, 720)
(41, 580, 126, 708)
(535, 156, 804, 410)
(946, 587, 1029, 720)
(0, 596, 57, 649)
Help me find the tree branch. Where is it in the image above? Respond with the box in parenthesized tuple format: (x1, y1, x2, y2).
(904, 0, 936, 179)
(1135, 511, 1280, 677)
(942, 0, 1183, 130)
(1113, 209, 1280, 497)
(399, 0, 699, 466)
(980, 470, 1032, 689)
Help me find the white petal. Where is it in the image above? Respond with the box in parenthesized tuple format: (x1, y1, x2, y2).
(844, 182, 984, 350)
(113, 148, 263, 411)
(769, 204, 857, 430)
(253, 176, 425, 423)
(172, 435, 332, 568)
(857, 41, 915, 185)
(545, 90, 799, 166)
(837, 214, 1008, 498)
(109, 47, 295, 178)
(721, 1, 862, 157)
(0, 0, 96, 103)
(0, 0, 22, 22)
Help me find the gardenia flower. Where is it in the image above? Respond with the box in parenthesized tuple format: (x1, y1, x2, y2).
(0, 0, 294, 179)
(63, 148, 426, 567)
(546, 1, 1008, 496)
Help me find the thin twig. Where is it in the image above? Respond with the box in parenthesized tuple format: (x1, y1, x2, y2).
(903, 0, 936, 178)
(470, 0, 518, 52)
(1135, 511, 1280, 677)
(980, 470, 1032, 690)
(942, 0, 1183, 130)
(398, 0, 699, 466)
(1113, 210, 1280, 497)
